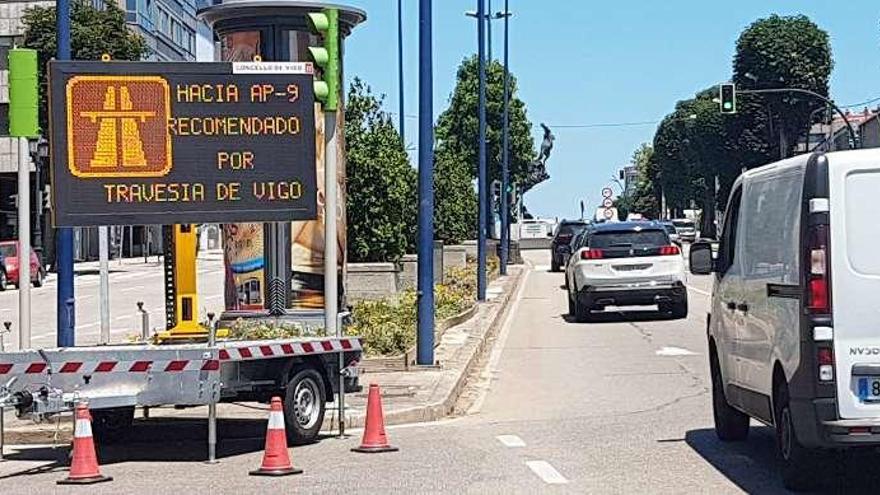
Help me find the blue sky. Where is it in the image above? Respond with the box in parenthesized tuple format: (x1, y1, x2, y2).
(341, 0, 880, 219)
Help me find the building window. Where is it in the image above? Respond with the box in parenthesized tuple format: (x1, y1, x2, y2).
(0, 36, 18, 70)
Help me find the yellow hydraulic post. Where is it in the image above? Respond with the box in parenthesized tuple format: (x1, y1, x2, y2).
(157, 224, 225, 341)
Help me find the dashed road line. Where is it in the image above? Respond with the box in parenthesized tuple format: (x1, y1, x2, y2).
(496, 435, 526, 448)
(533, 265, 551, 272)
(656, 346, 697, 356)
(526, 460, 568, 485)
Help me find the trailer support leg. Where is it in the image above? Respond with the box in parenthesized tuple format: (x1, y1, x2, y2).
(206, 312, 218, 463)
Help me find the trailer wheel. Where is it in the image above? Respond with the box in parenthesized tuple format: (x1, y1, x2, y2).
(284, 368, 326, 445)
(91, 406, 135, 444)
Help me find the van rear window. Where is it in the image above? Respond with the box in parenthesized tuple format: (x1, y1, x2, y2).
(845, 171, 880, 275)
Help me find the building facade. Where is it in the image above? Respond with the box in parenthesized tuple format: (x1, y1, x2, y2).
(0, 0, 204, 262)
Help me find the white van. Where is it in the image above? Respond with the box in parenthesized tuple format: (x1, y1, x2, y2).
(689, 149, 880, 491)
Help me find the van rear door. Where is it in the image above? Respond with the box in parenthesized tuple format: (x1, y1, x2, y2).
(829, 151, 880, 419)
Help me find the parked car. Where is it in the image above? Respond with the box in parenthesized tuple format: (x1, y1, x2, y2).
(565, 221, 687, 322)
(672, 218, 697, 242)
(661, 221, 681, 245)
(0, 241, 44, 288)
(688, 149, 880, 491)
(550, 220, 588, 272)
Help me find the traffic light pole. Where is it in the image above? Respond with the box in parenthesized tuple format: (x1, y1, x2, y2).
(476, 0, 487, 302)
(416, 0, 435, 366)
(397, 0, 405, 143)
(56, 0, 75, 347)
(17, 138, 30, 349)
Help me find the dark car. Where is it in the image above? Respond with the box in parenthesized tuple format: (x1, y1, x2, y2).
(550, 220, 588, 272)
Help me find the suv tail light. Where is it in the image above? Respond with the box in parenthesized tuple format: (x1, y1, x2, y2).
(659, 245, 680, 256)
(580, 248, 604, 260)
(807, 224, 830, 314)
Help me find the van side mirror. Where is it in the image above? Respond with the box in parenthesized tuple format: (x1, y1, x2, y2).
(689, 241, 715, 275)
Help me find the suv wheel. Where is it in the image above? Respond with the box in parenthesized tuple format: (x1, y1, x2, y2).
(574, 298, 591, 323)
(0, 270, 6, 291)
(711, 352, 749, 441)
(550, 259, 560, 272)
(33, 270, 44, 288)
(671, 297, 688, 319)
(567, 289, 575, 316)
(775, 382, 820, 492)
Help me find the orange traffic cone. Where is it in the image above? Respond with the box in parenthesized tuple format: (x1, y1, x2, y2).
(352, 384, 398, 453)
(57, 403, 112, 485)
(249, 396, 302, 476)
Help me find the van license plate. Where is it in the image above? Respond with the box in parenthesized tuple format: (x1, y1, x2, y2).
(857, 377, 880, 402)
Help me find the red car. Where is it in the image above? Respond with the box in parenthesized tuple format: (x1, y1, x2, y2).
(0, 241, 44, 290)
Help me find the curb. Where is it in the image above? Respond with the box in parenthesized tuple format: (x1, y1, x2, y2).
(328, 265, 526, 430)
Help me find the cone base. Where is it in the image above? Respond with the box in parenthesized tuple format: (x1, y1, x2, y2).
(57, 474, 113, 485)
(351, 445, 399, 454)
(249, 467, 303, 477)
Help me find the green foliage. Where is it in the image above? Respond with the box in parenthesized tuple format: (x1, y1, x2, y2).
(622, 144, 660, 219)
(346, 263, 496, 357)
(345, 78, 418, 261)
(22, 0, 149, 131)
(226, 319, 321, 340)
(433, 147, 478, 244)
(436, 55, 538, 191)
(734, 14, 833, 157)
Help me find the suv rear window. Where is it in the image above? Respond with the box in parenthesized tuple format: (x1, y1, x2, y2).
(556, 223, 586, 236)
(589, 230, 668, 249)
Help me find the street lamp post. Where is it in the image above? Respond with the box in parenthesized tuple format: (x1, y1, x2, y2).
(56, 0, 74, 347)
(397, 0, 405, 143)
(498, 2, 511, 275)
(476, 0, 487, 301)
(416, 0, 435, 365)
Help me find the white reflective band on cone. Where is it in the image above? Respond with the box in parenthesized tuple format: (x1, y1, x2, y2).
(268, 411, 285, 430)
(75, 418, 93, 438)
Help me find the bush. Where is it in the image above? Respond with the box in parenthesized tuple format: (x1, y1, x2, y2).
(347, 263, 487, 357)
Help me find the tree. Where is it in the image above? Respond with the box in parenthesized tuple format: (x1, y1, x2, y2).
(22, 0, 149, 132)
(733, 15, 833, 158)
(344, 79, 417, 262)
(433, 147, 478, 244)
(435, 56, 539, 191)
(626, 143, 660, 218)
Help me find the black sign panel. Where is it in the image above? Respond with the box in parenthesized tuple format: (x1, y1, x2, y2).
(49, 61, 317, 226)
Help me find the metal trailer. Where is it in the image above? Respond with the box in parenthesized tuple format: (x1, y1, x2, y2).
(0, 335, 362, 447)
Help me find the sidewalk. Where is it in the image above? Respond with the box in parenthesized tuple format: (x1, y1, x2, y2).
(2, 265, 525, 445)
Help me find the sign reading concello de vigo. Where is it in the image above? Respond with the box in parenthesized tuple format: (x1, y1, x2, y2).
(49, 61, 317, 227)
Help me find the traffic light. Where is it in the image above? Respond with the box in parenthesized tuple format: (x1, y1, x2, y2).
(719, 83, 736, 114)
(491, 180, 501, 208)
(307, 9, 340, 111)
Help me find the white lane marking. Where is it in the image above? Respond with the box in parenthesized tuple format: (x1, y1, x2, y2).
(526, 460, 568, 485)
(120, 286, 145, 293)
(203, 294, 224, 300)
(656, 346, 697, 356)
(75, 322, 99, 330)
(687, 285, 711, 297)
(496, 434, 526, 448)
(533, 265, 551, 272)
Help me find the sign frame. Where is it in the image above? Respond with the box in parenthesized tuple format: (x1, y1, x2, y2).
(49, 60, 317, 227)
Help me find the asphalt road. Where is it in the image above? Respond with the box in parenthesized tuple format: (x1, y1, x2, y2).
(1, 250, 877, 493)
(0, 251, 225, 348)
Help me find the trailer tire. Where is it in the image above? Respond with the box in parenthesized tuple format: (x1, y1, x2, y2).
(284, 368, 326, 445)
(91, 406, 134, 444)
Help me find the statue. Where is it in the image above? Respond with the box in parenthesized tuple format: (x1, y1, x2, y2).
(537, 123, 555, 165)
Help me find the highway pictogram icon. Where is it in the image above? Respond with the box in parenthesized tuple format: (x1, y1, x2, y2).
(66, 76, 171, 178)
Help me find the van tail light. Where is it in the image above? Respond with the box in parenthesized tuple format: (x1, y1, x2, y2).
(580, 248, 604, 260)
(659, 245, 680, 256)
(817, 347, 834, 382)
(806, 224, 830, 314)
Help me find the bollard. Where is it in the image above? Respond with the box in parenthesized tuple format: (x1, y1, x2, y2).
(206, 312, 218, 464)
(137, 302, 150, 341)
